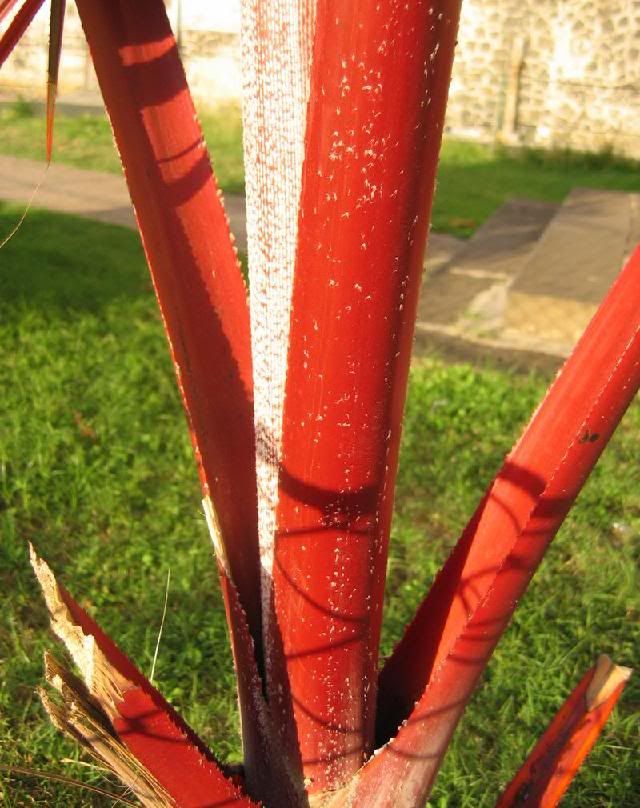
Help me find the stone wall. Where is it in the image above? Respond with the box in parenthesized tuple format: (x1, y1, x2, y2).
(0, 1, 242, 104)
(2, 1, 640, 157)
(447, 0, 640, 157)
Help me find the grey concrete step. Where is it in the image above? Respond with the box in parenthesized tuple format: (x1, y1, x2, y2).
(505, 187, 640, 349)
(415, 188, 640, 369)
(441, 197, 558, 279)
(417, 198, 557, 329)
(423, 231, 464, 275)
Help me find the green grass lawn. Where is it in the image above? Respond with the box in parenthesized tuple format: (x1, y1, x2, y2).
(0, 204, 638, 805)
(433, 141, 640, 236)
(3, 101, 640, 236)
(0, 101, 245, 195)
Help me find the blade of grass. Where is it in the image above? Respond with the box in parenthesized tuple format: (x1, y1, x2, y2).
(270, 0, 461, 791)
(495, 656, 631, 808)
(0, 764, 141, 807)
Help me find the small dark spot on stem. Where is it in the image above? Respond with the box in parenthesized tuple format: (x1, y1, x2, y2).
(579, 430, 600, 444)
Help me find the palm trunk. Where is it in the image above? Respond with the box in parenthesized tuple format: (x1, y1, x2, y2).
(73, 0, 262, 659)
(267, 0, 461, 791)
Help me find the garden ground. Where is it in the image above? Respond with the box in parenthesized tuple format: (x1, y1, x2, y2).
(0, 104, 639, 806)
(3, 100, 640, 236)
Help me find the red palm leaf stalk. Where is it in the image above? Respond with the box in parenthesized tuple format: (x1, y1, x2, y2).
(32, 548, 258, 807)
(0, 0, 44, 68)
(269, 0, 461, 791)
(496, 655, 631, 808)
(45, 0, 65, 162)
(358, 246, 640, 805)
(0, 0, 21, 24)
(72, 0, 261, 655)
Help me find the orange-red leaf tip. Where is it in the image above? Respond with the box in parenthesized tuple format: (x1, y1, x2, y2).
(496, 656, 631, 808)
(45, 0, 65, 162)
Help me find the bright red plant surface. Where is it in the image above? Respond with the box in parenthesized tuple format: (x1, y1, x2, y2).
(2, 1, 636, 806)
(270, 1, 460, 789)
(496, 656, 631, 808)
(0, 0, 44, 68)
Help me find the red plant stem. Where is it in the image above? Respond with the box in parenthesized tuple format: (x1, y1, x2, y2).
(0, 0, 21, 24)
(0, 0, 44, 68)
(73, 0, 261, 653)
(218, 566, 307, 807)
(496, 656, 631, 808)
(270, 0, 461, 791)
(45, 0, 65, 162)
(358, 246, 640, 805)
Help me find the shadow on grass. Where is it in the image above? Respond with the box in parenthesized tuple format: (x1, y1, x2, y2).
(0, 203, 150, 319)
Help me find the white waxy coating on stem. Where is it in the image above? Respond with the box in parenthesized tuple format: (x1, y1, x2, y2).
(240, 0, 317, 665)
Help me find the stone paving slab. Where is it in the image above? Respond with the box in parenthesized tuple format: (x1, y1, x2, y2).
(417, 198, 557, 336)
(418, 271, 492, 326)
(509, 187, 640, 302)
(441, 197, 557, 279)
(423, 231, 464, 275)
(504, 187, 640, 348)
(0, 154, 248, 251)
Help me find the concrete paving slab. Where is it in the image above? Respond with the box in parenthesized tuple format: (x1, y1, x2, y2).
(5, 150, 632, 371)
(505, 188, 640, 347)
(510, 187, 640, 301)
(418, 271, 493, 326)
(416, 199, 555, 337)
(413, 322, 565, 374)
(424, 231, 464, 275)
(0, 154, 248, 251)
(0, 155, 454, 272)
(224, 194, 247, 253)
(442, 197, 557, 279)
(0, 89, 106, 117)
